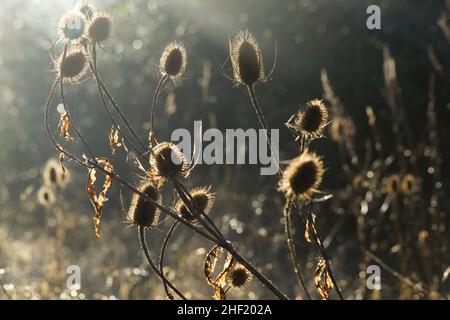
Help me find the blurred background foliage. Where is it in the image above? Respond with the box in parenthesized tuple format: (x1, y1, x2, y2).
(0, 0, 449, 299)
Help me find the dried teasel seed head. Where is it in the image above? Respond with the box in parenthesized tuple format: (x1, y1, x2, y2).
(128, 180, 161, 227)
(57, 48, 89, 82)
(159, 42, 187, 79)
(295, 99, 328, 137)
(230, 31, 264, 86)
(87, 13, 112, 43)
(279, 151, 325, 201)
(58, 11, 86, 42)
(401, 174, 418, 196)
(175, 187, 215, 223)
(384, 174, 401, 195)
(226, 264, 253, 288)
(76, 0, 96, 20)
(150, 142, 188, 179)
(37, 185, 56, 207)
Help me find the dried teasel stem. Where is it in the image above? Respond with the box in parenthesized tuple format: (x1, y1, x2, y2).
(303, 203, 344, 299)
(59, 45, 96, 161)
(150, 74, 168, 139)
(284, 201, 312, 299)
(159, 220, 180, 300)
(91, 43, 148, 154)
(46, 67, 288, 300)
(138, 225, 186, 300)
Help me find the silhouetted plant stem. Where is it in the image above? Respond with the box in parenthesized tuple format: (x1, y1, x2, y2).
(284, 202, 312, 299)
(159, 220, 179, 300)
(150, 74, 168, 138)
(89, 44, 145, 156)
(304, 203, 344, 300)
(247, 85, 314, 300)
(47, 75, 288, 300)
(60, 45, 96, 160)
(138, 225, 186, 300)
(247, 85, 272, 144)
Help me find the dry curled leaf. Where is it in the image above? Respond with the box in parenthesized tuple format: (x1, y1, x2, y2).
(86, 158, 114, 239)
(59, 111, 73, 141)
(304, 213, 317, 244)
(314, 257, 334, 300)
(204, 244, 235, 300)
(109, 126, 123, 155)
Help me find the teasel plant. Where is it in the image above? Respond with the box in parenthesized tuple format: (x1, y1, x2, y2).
(227, 30, 343, 300)
(45, 1, 292, 301)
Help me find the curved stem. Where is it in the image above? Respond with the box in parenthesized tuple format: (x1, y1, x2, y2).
(46, 75, 287, 300)
(247, 84, 344, 300)
(138, 225, 186, 300)
(89, 44, 145, 156)
(284, 202, 312, 299)
(222, 242, 288, 300)
(60, 45, 96, 160)
(159, 220, 180, 300)
(304, 203, 344, 300)
(150, 75, 168, 139)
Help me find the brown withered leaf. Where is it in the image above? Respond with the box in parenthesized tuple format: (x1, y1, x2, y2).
(109, 126, 123, 155)
(314, 257, 334, 300)
(86, 158, 114, 239)
(59, 112, 73, 141)
(204, 245, 234, 300)
(304, 213, 317, 243)
(204, 245, 222, 286)
(216, 251, 235, 288)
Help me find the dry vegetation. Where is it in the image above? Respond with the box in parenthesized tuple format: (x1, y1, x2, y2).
(0, 0, 449, 300)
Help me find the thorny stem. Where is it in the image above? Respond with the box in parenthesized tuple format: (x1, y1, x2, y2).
(150, 75, 168, 139)
(138, 225, 187, 300)
(284, 202, 312, 299)
(159, 220, 180, 300)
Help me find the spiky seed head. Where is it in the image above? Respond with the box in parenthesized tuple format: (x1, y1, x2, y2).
(151, 142, 188, 179)
(87, 13, 112, 43)
(279, 151, 325, 200)
(230, 31, 264, 86)
(175, 187, 215, 223)
(37, 185, 56, 207)
(226, 265, 253, 288)
(160, 42, 187, 79)
(384, 174, 401, 195)
(57, 48, 89, 82)
(401, 174, 418, 196)
(76, 0, 96, 20)
(296, 99, 328, 137)
(58, 12, 86, 42)
(128, 180, 161, 227)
